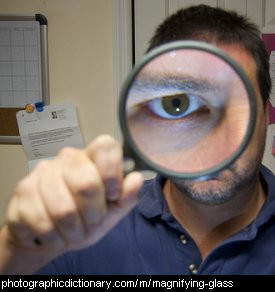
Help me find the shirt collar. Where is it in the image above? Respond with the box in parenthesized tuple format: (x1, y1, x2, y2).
(138, 166, 275, 228)
(138, 174, 166, 219)
(253, 165, 275, 228)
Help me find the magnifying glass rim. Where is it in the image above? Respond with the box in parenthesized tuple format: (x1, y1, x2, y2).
(119, 40, 257, 180)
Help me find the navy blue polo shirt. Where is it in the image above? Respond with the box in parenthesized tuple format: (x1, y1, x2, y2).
(39, 166, 275, 275)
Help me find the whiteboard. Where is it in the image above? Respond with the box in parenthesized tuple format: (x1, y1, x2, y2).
(0, 14, 49, 144)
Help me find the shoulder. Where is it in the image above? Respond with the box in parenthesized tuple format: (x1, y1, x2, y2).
(260, 165, 275, 197)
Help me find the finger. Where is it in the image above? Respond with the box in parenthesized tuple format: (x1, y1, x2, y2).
(38, 159, 88, 247)
(6, 174, 64, 250)
(86, 135, 123, 201)
(59, 148, 107, 227)
(113, 171, 144, 212)
(81, 171, 144, 248)
(6, 196, 39, 249)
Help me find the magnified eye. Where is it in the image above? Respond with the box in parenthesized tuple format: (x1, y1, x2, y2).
(148, 93, 205, 119)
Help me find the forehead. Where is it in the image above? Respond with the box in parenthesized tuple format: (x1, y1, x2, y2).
(141, 44, 258, 81)
(139, 47, 244, 87)
(217, 44, 258, 89)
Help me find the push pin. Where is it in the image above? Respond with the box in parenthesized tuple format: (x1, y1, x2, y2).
(25, 103, 34, 113)
(35, 101, 44, 112)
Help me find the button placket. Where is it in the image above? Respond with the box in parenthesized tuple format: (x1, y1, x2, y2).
(180, 234, 188, 245)
(189, 263, 198, 275)
(176, 232, 201, 275)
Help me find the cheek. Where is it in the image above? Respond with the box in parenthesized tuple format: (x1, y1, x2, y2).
(235, 97, 267, 168)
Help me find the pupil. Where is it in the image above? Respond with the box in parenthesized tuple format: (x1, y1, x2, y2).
(162, 93, 189, 116)
(172, 98, 181, 109)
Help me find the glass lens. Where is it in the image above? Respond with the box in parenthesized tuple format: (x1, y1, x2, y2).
(125, 49, 251, 174)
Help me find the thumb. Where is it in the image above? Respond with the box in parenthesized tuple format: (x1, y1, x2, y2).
(116, 171, 144, 210)
(97, 171, 144, 233)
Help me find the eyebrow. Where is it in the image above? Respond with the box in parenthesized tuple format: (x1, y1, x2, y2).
(127, 74, 220, 107)
(132, 74, 217, 92)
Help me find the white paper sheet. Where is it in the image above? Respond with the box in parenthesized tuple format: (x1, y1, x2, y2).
(16, 103, 85, 171)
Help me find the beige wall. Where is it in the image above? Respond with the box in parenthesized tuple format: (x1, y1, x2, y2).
(0, 0, 114, 223)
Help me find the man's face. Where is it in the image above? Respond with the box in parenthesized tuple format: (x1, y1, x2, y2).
(127, 46, 252, 173)
(172, 43, 268, 205)
(127, 42, 268, 205)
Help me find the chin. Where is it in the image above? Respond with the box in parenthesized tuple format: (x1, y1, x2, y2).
(189, 178, 231, 193)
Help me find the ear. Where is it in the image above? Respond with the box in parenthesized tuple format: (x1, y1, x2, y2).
(265, 101, 270, 126)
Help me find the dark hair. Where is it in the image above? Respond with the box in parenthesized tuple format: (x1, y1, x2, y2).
(147, 5, 271, 106)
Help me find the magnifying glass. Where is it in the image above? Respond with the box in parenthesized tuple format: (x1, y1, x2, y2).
(119, 41, 257, 180)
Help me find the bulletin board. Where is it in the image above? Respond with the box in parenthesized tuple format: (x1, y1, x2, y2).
(0, 14, 49, 144)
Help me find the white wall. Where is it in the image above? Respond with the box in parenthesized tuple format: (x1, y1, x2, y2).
(134, 0, 265, 62)
(0, 0, 114, 223)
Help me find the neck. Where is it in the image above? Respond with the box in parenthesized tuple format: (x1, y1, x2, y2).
(163, 175, 266, 260)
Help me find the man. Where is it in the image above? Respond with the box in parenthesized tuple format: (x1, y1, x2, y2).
(0, 5, 274, 275)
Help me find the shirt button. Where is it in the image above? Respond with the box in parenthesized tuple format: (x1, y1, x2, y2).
(189, 264, 198, 275)
(180, 234, 188, 245)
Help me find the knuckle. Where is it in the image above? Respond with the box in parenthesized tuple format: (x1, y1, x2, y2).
(15, 160, 53, 197)
(77, 176, 102, 194)
(58, 147, 78, 158)
(66, 163, 102, 194)
(35, 160, 50, 171)
(88, 135, 118, 153)
(105, 149, 123, 167)
(6, 216, 20, 232)
(87, 137, 122, 177)
(51, 206, 77, 227)
(94, 134, 117, 146)
(14, 177, 34, 197)
(35, 223, 54, 238)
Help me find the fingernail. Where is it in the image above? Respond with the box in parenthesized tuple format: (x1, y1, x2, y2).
(105, 180, 120, 201)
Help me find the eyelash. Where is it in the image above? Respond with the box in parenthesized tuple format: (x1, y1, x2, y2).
(136, 93, 208, 120)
